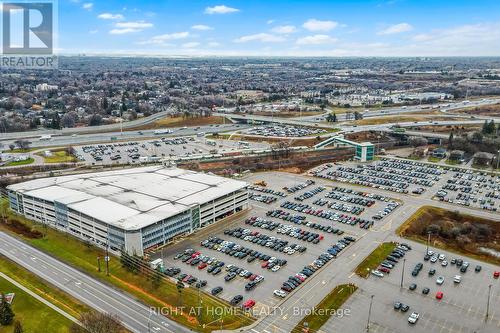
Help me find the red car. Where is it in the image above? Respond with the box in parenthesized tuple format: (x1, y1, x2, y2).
(378, 266, 390, 274)
(249, 274, 257, 281)
(494, 271, 500, 279)
(261, 261, 269, 268)
(191, 251, 201, 258)
(243, 299, 256, 309)
(198, 263, 207, 270)
(436, 291, 443, 300)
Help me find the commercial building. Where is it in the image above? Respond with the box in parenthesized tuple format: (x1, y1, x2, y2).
(315, 135, 374, 162)
(7, 166, 248, 256)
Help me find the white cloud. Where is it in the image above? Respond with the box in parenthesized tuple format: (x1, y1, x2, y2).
(138, 32, 190, 45)
(182, 42, 200, 48)
(191, 25, 213, 31)
(271, 25, 297, 34)
(303, 19, 338, 32)
(234, 33, 286, 43)
(89, 29, 98, 34)
(115, 21, 153, 29)
(98, 13, 124, 20)
(296, 34, 337, 45)
(267, 19, 275, 25)
(109, 21, 153, 35)
(208, 41, 221, 47)
(377, 23, 413, 35)
(82, 3, 93, 10)
(205, 5, 239, 15)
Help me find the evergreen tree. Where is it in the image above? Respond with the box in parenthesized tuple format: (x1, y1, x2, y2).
(448, 131, 454, 148)
(0, 293, 15, 326)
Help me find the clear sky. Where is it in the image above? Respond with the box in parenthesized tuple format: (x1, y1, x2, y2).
(56, 0, 500, 56)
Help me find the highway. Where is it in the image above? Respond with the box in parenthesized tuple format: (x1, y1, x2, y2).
(0, 123, 248, 149)
(0, 232, 190, 333)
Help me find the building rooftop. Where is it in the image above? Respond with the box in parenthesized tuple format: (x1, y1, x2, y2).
(8, 166, 248, 230)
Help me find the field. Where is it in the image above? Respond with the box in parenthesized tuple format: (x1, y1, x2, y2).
(37, 149, 77, 163)
(5, 158, 34, 167)
(397, 206, 500, 265)
(252, 110, 324, 118)
(0, 200, 253, 332)
(354, 242, 397, 278)
(130, 115, 229, 130)
(0, 260, 80, 333)
(291, 284, 358, 333)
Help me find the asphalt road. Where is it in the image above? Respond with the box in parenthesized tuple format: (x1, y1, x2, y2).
(1, 123, 248, 149)
(0, 232, 190, 333)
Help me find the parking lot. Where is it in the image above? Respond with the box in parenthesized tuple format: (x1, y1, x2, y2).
(434, 168, 500, 212)
(72, 136, 269, 165)
(153, 171, 400, 316)
(310, 158, 446, 195)
(325, 239, 500, 333)
(244, 125, 326, 137)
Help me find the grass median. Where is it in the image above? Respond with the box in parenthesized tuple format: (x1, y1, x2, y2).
(0, 255, 89, 333)
(354, 242, 397, 278)
(291, 284, 358, 333)
(5, 158, 35, 167)
(0, 200, 254, 332)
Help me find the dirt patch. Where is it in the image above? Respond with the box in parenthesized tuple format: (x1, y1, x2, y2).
(1, 218, 43, 239)
(397, 206, 500, 265)
(210, 133, 324, 147)
(453, 104, 500, 117)
(252, 111, 324, 118)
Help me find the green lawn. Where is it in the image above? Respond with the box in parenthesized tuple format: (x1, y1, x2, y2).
(0, 201, 254, 332)
(5, 158, 34, 167)
(37, 150, 77, 163)
(427, 156, 443, 163)
(291, 284, 358, 333)
(0, 274, 74, 333)
(354, 242, 397, 278)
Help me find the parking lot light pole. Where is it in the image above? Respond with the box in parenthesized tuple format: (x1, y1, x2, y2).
(426, 231, 431, 254)
(485, 284, 492, 321)
(400, 258, 406, 288)
(366, 295, 374, 332)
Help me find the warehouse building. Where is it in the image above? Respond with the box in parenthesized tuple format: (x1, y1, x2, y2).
(7, 166, 248, 255)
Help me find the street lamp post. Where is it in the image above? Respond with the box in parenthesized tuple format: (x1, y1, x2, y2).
(485, 284, 492, 321)
(400, 258, 406, 288)
(366, 295, 374, 332)
(426, 231, 431, 254)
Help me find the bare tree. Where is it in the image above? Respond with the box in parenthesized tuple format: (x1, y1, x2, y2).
(70, 311, 126, 333)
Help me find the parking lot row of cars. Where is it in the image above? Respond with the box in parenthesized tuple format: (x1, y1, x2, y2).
(246, 125, 326, 137)
(378, 159, 444, 177)
(319, 169, 410, 193)
(223, 227, 307, 255)
(334, 165, 434, 188)
(371, 243, 411, 278)
(280, 236, 356, 294)
(284, 179, 316, 193)
(200, 236, 288, 273)
(245, 216, 326, 243)
(294, 186, 326, 201)
(249, 193, 278, 204)
(313, 198, 365, 215)
(247, 185, 288, 197)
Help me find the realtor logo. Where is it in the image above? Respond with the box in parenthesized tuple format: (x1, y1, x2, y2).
(2, 2, 53, 54)
(1, 1, 57, 69)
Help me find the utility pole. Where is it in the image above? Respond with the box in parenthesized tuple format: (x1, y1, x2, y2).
(426, 231, 431, 254)
(366, 295, 374, 332)
(496, 150, 499, 170)
(400, 258, 406, 288)
(105, 240, 110, 276)
(485, 284, 492, 321)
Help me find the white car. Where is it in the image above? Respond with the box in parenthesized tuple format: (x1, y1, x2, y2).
(438, 254, 446, 261)
(430, 256, 438, 263)
(408, 312, 420, 324)
(371, 270, 384, 278)
(453, 275, 461, 283)
(273, 290, 287, 298)
(271, 265, 281, 272)
(441, 260, 448, 267)
(436, 276, 445, 285)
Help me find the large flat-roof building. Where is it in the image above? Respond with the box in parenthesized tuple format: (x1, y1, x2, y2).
(7, 166, 248, 255)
